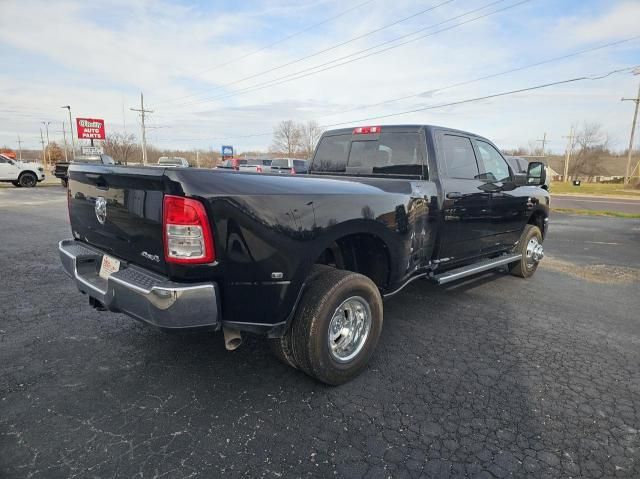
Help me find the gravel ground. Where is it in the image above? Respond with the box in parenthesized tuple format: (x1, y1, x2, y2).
(1, 186, 639, 478)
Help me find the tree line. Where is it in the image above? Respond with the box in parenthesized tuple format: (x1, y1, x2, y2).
(270, 120, 323, 159)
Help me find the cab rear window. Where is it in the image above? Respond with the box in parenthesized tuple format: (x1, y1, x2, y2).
(311, 132, 425, 176)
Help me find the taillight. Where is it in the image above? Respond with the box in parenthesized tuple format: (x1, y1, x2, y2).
(256, 165, 263, 173)
(163, 195, 215, 264)
(290, 168, 296, 175)
(353, 126, 381, 135)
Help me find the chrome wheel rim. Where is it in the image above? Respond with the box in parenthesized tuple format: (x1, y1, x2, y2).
(525, 237, 544, 270)
(327, 296, 371, 363)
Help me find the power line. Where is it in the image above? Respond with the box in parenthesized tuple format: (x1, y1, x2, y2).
(175, 0, 377, 87)
(321, 65, 637, 127)
(317, 35, 640, 119)
(169, 0, 526, 110)
(159, 0, 459, 106)
(158, 65, 635, 142)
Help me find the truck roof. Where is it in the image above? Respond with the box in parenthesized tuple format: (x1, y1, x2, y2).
(321, 124, 484, 139)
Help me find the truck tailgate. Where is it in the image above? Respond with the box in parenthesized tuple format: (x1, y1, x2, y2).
(67, 164, 168, 275)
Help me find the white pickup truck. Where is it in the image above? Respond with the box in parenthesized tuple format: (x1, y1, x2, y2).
(0, 154, 45, 187)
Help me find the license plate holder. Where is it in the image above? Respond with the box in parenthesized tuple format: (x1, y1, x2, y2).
(99, 254, 121, 279)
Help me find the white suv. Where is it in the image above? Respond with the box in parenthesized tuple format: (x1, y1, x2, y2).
(0, 154, 45, 187)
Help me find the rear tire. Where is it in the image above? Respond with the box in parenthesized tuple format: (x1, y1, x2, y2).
(18, 172, 37, 188)
(268, 265, 335, 370)
(510, 224, 543, 278)
(288, 267, 383, 385)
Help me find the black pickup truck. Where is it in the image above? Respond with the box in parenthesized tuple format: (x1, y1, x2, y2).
(59, 125, 548, 384)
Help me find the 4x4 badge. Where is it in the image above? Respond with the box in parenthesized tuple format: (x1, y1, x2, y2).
(95, 197, 107, 224)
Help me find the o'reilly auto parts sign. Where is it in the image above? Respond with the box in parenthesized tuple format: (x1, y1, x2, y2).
(76, 118, 105, 140)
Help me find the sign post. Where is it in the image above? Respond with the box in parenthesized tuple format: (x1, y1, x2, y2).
(221, 145, 234, 160)
(81, 145, 105, 155)
(76, 118, 106, 147)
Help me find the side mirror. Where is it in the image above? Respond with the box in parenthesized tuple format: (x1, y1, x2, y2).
(527, 162, 546, 186)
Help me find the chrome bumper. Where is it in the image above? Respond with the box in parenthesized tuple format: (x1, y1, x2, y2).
(58, 239, 220, 330)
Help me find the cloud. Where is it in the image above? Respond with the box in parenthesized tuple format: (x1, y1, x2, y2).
(553, 1, 640, 45)
(0, 0, 638, 153)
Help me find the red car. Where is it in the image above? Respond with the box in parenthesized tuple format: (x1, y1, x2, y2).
(217, 158, 247, 170)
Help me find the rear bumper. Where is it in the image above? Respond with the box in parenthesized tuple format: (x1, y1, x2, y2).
(58, 239, 220, 330)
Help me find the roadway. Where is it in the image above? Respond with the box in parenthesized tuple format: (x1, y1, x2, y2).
(1, 187, 639, 478)
(552, 194, 640, 214)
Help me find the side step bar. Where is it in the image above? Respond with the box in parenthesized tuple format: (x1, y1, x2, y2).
(433, 254, 521, 285)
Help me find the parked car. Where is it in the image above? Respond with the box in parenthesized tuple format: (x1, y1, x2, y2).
(54, 154, 116, 187)
(269, 158, 309, 174)
(238, 158, 273, 173)
(0, 153, 45, 187)
(217, 158, 247, 170)
(157, 156, 190, 167)
(505, 156, 550, 190)
(59, 124, 548, 385)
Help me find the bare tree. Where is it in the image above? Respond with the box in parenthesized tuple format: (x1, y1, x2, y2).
(103, 132, 138, 164)
(569, 122, 610, 180)
(502, 146, 529, 157)
(271, 120, 302, 157)
(299, 120, 323, 159)
(45, 142, 65, 163)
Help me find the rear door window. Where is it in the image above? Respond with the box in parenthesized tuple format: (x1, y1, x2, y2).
(271, 159, 290, 168)
(440, 134, 479, 180)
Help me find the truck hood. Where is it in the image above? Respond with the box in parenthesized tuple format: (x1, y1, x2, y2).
(16, 161, 43, 170)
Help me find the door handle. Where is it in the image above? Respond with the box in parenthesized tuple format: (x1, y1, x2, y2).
(446, 192, 463, 199)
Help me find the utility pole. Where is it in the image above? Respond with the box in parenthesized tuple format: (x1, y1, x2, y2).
(61, 106, 75, 160)
(41, 121, 52, 167)
(62, 121, 69, 162)
(196, 150, 200, 168)
(536, 132, 547, 158)
(17, 135, 23, 161)
(562, 127, 575, 183)
(130, 92, 153, 165)
(622, 72, 640, 184)
(39, 128, 46, 165)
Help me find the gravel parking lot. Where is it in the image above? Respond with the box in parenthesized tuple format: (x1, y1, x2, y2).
(1, 186, 639, 478)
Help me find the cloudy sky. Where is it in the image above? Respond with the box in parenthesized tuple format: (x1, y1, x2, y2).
(0, 0, 638, 154)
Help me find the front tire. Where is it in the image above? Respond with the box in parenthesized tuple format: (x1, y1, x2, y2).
(18, 172, 37, 188)
(288, 267, 383, 385)
(510, 224, 543, 278)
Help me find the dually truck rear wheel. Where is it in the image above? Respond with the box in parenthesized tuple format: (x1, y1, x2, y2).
(288, 267, 383, 385)
(268, 265, 335, 370)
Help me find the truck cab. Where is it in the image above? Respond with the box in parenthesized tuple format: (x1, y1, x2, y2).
(311, 125, 548, 270)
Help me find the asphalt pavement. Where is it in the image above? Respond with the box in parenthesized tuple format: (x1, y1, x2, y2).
(552, 194, 640, 214)
(1, 186, 639, 478)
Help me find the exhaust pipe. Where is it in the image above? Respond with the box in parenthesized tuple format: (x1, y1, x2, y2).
(223, 327, 242, 351)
